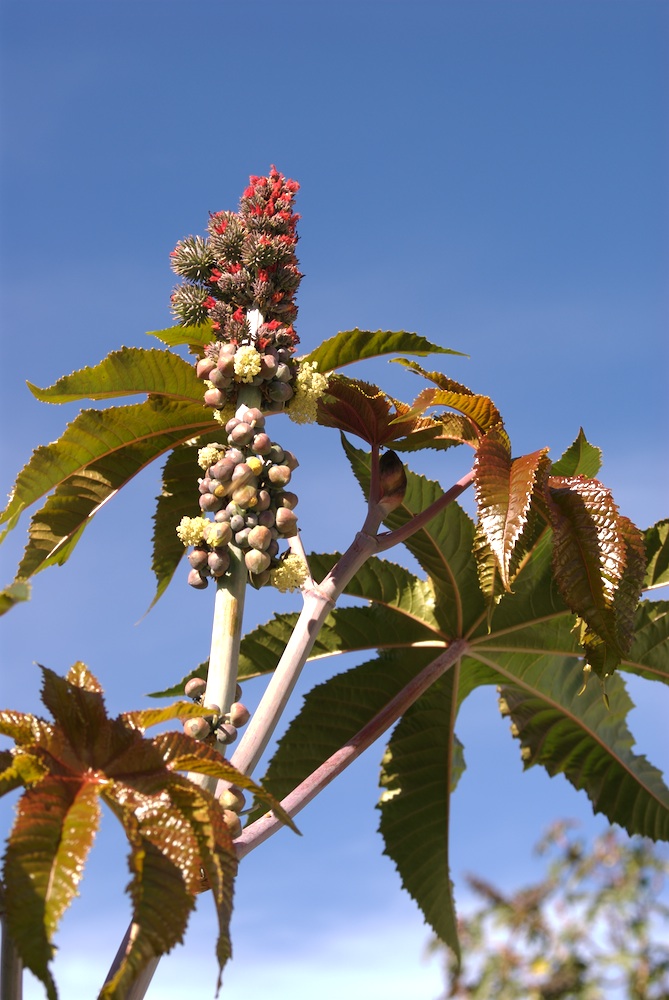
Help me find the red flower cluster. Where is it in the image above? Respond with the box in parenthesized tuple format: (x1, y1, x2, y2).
(170, 167, 302, 337)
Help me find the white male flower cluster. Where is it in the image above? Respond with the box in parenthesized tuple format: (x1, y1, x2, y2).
(270, 552, 309, 592)
(287, 361, 329, 425)
(197, 445, 224, 471)
(233, 345, 263, 383)
(176, 516, 208, 546)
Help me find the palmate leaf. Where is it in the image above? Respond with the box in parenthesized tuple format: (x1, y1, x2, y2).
(26, 347, 203, 405)
(0, 663, 293, 999)
(301, 328, 465, 373)
(392, 359, 502, 435)
(316, 376, 425, 446)
(494, 659, 669, 839)
(378, 672, 464, 960)
(3, 778, 101, 1000)
(1, 398, 216, 596)
(644, 519, 669, 591)
(149, 439, 222, 609)
(550, 427, 602, 478)
(547, 476, 646, 677)
(473, 425, 550, 592)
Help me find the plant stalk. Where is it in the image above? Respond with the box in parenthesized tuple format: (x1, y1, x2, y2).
(1, 907, 22, 1000)
(235, 638, 468, 858)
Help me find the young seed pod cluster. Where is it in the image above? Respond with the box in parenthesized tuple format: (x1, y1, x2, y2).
(183, 678, 248, 838)
(178, 407, 299, 590)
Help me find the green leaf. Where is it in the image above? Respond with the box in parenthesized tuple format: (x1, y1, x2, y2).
(247, 648, 440, 823)
(0, 579, 31, 616)
(644, 519, 669, 591)
(550, 428, 602, 478)
(547, 476, 645, 677)
(623, 600, 669, 682)
(27, 347, 203, 404)
(473, 426, 550, 591)
(301, 329, 464, 373)
(149, 441, 219, 610)
(378, 672, 464, 960)
(1, 398, 213, 536)
(495, 664, 669, 839)
(147, 321, 215, 350)
(2, 777, 99, 1000)
(2, 399, 216, 587)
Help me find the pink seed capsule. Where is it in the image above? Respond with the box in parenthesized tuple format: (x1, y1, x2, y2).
(185, 677, 206, 700)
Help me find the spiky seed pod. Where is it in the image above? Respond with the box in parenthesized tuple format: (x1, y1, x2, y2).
(170, 283, 210, 327)
(170, 235, 217, 282)
(187, 568, 209, 589)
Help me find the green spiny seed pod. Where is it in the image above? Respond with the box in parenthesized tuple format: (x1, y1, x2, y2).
(247, 525, 272, 551)
(184, 717, 212, 739)
(228, 702, 251, 727)
(185, 677, 206, 700)
(275, 507, 298, 536)
(187, 568, 209, 589)
(245, 548, 271, 574)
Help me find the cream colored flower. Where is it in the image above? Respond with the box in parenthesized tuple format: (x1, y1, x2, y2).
(270, 552, 309, 593)
(288, 361, 329, 425)
(233, 345, 262, 383)
(176, 515, 208, 546)
(197, 445, 224, 471)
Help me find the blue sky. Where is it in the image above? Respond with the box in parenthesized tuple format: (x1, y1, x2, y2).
(1, 1, 668, 997)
